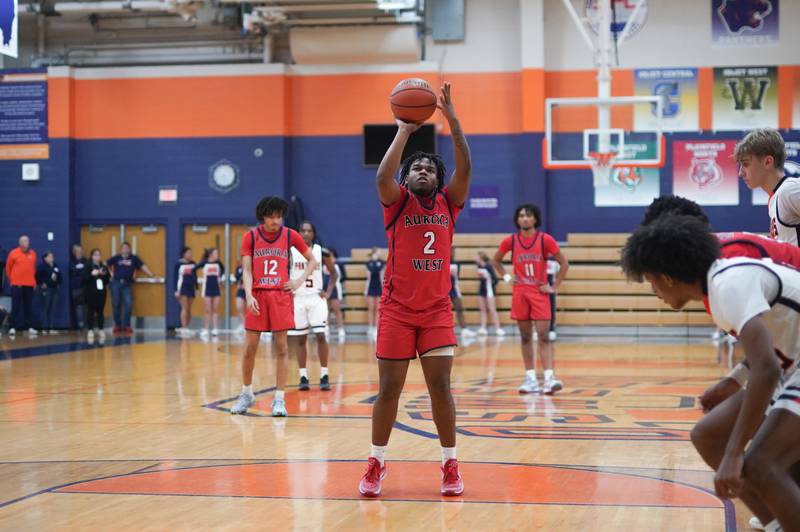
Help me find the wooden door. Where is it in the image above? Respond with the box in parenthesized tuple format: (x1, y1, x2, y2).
(126, 225, 166, 318)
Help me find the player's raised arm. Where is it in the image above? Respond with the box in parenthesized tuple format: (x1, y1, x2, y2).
(439, 82, 472, 207)
(376, 120, 421, 205)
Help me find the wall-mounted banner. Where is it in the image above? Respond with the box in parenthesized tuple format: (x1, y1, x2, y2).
(594, 167, 660, 207)
(712, 0, 778, 47)
(753, 140, 800, 205)
(468, 185, 499, 218)
(0, 0, 17, 58)
(0, 69, 49, 160)
(634, 68, 698, 132)
(713, 66, 778, 131)
(794, 67, 800, 129)
(673, 140, 739, 206)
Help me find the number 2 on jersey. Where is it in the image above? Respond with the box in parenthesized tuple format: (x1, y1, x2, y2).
(423, 231, 436, 255)
(263, 260, 278, 276)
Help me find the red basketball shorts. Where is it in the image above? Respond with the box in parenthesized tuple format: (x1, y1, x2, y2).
(511, 289, 552, 321)
(376, 297, 456, 361)
(245, 290, 295, 332)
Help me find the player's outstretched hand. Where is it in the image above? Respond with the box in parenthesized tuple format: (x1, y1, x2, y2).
(437, 81, 457, 121)
(247, 295, 260, 315)
(698, 377, 741, 413)
(714, 451, 744, 499)
(395, 118, 422, 134)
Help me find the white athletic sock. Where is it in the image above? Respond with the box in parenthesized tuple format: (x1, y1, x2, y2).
(242, 384, 253, 395)
(765, 519, 783, 532)
(441, 446, 457, 465)
(320, 367, 329, 377)
(544, 369, 555, 381)
(370, 444, 387, 466)
(274, 390, 285, 401)
(299, 368, 308, 379)
(526, 369, 537, 381)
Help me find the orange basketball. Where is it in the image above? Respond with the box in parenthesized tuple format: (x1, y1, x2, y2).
(390, 78, 438, 123)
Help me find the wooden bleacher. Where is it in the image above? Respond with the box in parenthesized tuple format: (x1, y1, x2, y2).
(342, 233, 713, 328)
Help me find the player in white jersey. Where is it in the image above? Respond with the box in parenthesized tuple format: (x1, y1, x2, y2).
(621, 215, 800, 532)
(288, 221, 338, 391)
(736, 128, 800, 245)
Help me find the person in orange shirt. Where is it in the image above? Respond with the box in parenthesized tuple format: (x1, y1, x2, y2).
(5, 235, 38, 336)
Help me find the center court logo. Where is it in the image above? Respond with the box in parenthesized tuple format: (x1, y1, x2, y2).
(208, 376, 702, 442)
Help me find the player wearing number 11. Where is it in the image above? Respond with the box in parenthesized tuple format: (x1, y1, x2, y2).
(358, 82, 471, 498)
(230, 197, 319, 417)
(492, 204, 569, 396)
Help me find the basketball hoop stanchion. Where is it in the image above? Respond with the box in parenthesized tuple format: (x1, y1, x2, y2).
(589, 151, 616, 187)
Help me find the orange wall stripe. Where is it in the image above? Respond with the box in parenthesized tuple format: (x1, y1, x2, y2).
(698, 67, 713, 131)
(72, 75, 286, 139)
(521, 68, 545, 132)
(287, 71, 522, 136)
(49, 77, 73, 139)
(777, 65, 794, 130)
(544, 69, 635, 132)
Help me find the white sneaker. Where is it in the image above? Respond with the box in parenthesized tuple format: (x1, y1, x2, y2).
(8, 328, 15, 336)
(543, 377, 563, 395)
(271, 398, 288, 417)
(495, 328, 506, 336)
(461, 328, 477, 338)
(548, 331, 557, 341)
(98, 330, 106, 342)
(211, 328, 219, 337)
(87, 329, 95, 342)
(518, 375, 541, 394)
(28, 328, 38, 336)
(748, 517, 765, 531)
(49, 330, 58, 335)
(476, 327, 488, 336)
(41, 330, 49, 335)
(200, 328, 210, 338)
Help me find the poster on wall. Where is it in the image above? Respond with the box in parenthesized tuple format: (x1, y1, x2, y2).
(713, 66, 778, 131)
(712, 0, 778, 47)
(468, 185, 500, 218)
(594, 167, 660, 207)
(0, 69, 49, 160)
(673, 140, 739, 206)
(753, 140, 800, 205)
(0, 0, 17, 58)
(794, 68, 800, 129)
(634, 68, 698, 132)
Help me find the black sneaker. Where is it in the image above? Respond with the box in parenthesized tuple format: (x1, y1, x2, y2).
(298, 376, 310, 391)
(320, 374, 331, 391)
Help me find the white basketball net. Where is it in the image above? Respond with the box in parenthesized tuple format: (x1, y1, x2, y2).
(589, 152, 617, 187)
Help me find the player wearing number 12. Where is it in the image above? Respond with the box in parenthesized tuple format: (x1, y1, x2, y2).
(358, 82, 471, 498)
(492, 204, 569, 395)
(230, 197, 319, 417)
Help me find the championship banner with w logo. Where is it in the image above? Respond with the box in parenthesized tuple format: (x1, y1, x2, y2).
(713, 66, 778, 130)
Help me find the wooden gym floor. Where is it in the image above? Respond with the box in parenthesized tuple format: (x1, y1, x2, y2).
(0, 331, 747, 531)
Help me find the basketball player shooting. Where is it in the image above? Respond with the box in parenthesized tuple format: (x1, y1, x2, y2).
(358, 81, 472, 498)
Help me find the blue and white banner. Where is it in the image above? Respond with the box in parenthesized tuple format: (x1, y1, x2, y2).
(634, 68, 698, 132)
(712, 0, 778, 47)
(468, 186, 500, 218)
(0, 0, 18, 58)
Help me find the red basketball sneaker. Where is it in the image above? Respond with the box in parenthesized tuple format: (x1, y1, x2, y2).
(441, 459, 464, 496)
(358, 457, 387, 497)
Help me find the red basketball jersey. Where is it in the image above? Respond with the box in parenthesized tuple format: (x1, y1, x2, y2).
(241, 226, 308, 290)
(382, 186, 462, 310)
(497, 231, 560, 291)
(717, 231, 800, 268)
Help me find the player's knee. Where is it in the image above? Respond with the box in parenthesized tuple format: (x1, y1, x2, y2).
(744, 449, 778, 489)
(427, 378, 451, 400)
(378, 377, 404, 401)
(520, 331, 533, 344)
(689, 420, 718, 460)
